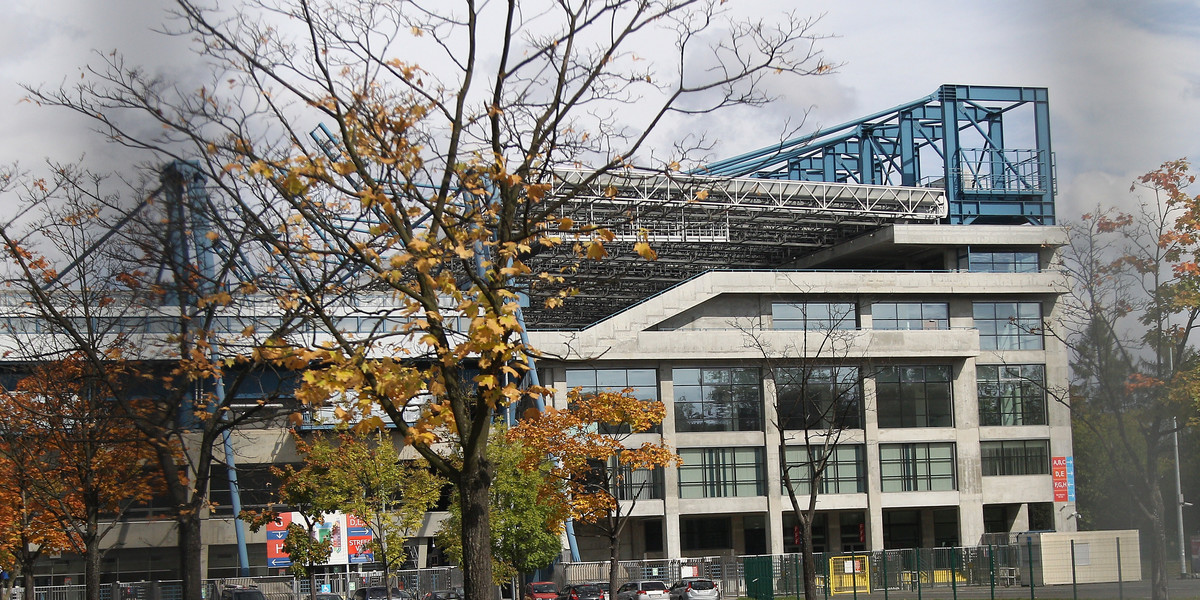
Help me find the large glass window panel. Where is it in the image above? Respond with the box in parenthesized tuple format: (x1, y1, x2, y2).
(876, 366, 954, 428)
(981, 440, 1050, 476)
(678, 447, 765, 498)
(872, 302, 950, 330)
(674, 367, 762, 432)
(776, 366, 862, 430)
(977, 364, 1047, 426)
(781, 444, 866, 494)
(880, 443, 957, 492)
(964, 250, 1040, 273)
(974, 302, 1043, 350)
(566, 368, 660, 434)
(772, 302, 857, 331)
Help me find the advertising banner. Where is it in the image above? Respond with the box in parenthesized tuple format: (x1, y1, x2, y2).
(264, 512, 375, 568)
(1052, 456, 1076, 502)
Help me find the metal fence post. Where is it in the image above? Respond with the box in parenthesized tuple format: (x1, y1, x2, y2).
(1026, 537, 1035, 600)
(883, 551, 889, 600)
(1117, 536, 1124, 600)
(951, 546, 958, 600)
(1070, 539, 1077, 600)
(916, 549, 922, 600)
(989, 545, 995, 600)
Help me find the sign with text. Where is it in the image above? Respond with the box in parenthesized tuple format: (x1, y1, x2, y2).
(264, 512, 376, 568)
(346, 514, 375, 564)
(1052, 456, 1076, 502)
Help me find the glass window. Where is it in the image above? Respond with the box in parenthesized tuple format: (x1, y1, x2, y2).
(981, 440, 1050, 476)
(977, 364, 1047, 426)
(974, 302, 1043, 350)
(678, 447, 765, 498)
(963, 250, 1040, 273)
(781, 444, 866, 495)
(609, 458, 664, 501)
(876, 366, 954, 428)
(775, 366, 862, 430)
(566, 368, 659, 434)
(673, 367, 762, 432)
(681, 517, 732, 551)
(772, 301, 857, 330)
(880, 443, 957, 492)
(872, 302, 950, 331)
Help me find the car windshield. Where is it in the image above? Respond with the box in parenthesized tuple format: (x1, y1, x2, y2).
(685, 581, 714, 591)
(575, 586, 600, 595)
(532, 585, 556, 593)
(641, 583, 667, 591)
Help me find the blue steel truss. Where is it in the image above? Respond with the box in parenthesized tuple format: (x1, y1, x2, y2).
(700, 84, 1055, 225)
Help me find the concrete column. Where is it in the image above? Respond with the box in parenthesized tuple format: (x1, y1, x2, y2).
(862, 375, 885, 550)
(660, 367, 682, 558)
(921, 508, 937, 548)
(763, 373, 785, 555)
(955, 359, 985, 546)
(827, 512, 842, 553)
(1012, 504, 1030, 532)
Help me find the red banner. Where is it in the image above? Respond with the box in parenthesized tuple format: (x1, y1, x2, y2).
(1052, 456, 1069, 502)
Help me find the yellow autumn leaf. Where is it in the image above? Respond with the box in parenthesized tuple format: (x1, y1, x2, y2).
(634, 241, 658, 261)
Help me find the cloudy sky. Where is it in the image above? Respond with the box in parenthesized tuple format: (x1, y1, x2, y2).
(2, 0, 1200, 220)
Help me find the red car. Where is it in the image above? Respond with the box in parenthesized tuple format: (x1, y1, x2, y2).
(526, 582, 558, 600)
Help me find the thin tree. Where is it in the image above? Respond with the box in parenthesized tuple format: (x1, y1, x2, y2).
(1054, 159, 1200, 600)
(25, 2, 833, 597)
(738, 299, 867, 600)
(511, 389, 678, 595)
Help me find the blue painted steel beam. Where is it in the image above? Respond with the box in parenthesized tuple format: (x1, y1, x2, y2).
(703, 84, 1055, 225)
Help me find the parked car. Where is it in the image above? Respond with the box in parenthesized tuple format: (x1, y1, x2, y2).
(668, 578, 718, 600)
(581, 582, 610, 600)
(422, 590, 462, 600)
(525, 582, 558, 600)
(555, 585, 603, 600)
(354, 588, 412, 600)
(614, 581, 668, 600)
(221, 585, 266, 600)
(315, 593, 346, 600)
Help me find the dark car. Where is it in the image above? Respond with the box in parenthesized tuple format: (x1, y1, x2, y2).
(315, 594, 346, 600)
(221, 586, 266, 600)
(581, 583, 610, 600)
(423, 590, 462, 600)
(354, 588, 412, 600)
(556, 585, 603, 600)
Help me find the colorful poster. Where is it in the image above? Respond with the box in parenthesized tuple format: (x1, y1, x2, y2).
(266, 512, 293, 568)
(1052, 456, 1076, 502)
(346, 514, 375, 564)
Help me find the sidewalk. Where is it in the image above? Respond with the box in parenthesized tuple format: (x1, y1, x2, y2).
(799, 577, 1200, 599)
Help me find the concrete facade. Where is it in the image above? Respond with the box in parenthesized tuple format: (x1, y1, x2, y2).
(529, 223, 1076, 561)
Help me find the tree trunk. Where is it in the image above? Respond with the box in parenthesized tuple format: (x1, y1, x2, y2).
(1149, 483, 1170, 600)
(608, 521, 620, 600)
(178, 509, 205, 600)
(21, 567, 34, 600)
(800, 515, 817, 600)
(459, 468, 494, 600)
(86, 536, 101, 600)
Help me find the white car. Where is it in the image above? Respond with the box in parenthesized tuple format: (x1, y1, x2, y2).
(614, 581, 668, 600)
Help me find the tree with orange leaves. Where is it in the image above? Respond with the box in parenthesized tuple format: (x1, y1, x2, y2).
(0, 357, 163, 600)
(511, 389, 678, 594)
(1059, 159, 1200, 600)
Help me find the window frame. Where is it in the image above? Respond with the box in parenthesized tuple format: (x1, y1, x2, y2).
(974, 301, 1044, 350)
(566, 367, 660, 434)
(775, 366, 863, 430)
(977, 364, 1047, 426)
(781, 444, 866, 495)
(980, 439, 1050, 476)
(772, 301, 858, 331)
(678, 447, 766, 498)
(872, 302, 950, 331)
(879, 442, 957, 492)
(875, 365, 955, 428)
(673, 367, 763, 432)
